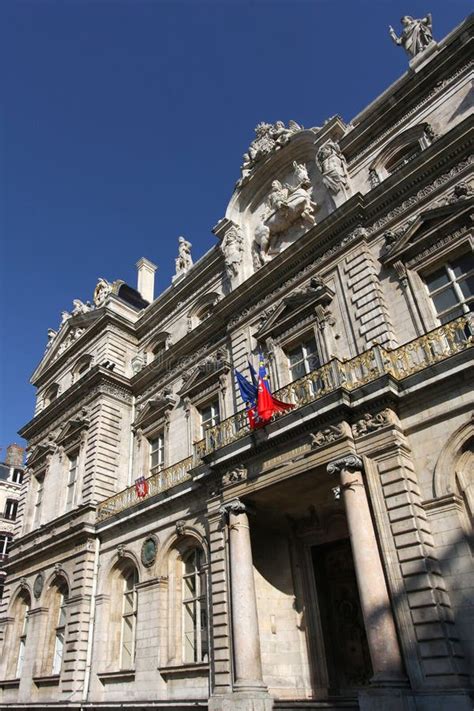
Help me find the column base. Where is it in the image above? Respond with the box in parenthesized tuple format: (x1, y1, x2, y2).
(209, 690, 273, 711)
(359, 687, 473, 711)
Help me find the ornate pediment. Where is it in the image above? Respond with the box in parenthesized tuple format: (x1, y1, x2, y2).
(56, 410, 90, 448)
(179, 350, 230, 399)
(32, 312, 100, 383)
(26, 442, 56, 470)
(382, 196, 473, 265)
(255, 278, 335, 341)
(133, 389, 178, 430)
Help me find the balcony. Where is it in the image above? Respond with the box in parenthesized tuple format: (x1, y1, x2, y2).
(97, 315, 473, 523)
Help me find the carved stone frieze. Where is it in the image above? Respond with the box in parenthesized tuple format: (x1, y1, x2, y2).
(310, 424, 344, 449)
(352, 410, 392, 438)
(368, 156, 473, 234)
(222, 465, 247, 487)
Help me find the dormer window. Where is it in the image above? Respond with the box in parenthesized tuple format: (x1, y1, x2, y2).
(73, 355, 93, 381)
(385, 143, 422, 175)
(369, 123, 435, 187)
(43, 383, 59, 407)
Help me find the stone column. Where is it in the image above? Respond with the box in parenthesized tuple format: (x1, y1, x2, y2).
(327, 455, 405, 685)
(220, 499, 267, 694)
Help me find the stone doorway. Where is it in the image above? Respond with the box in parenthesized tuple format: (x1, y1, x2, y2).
(311, 538, 372, 693)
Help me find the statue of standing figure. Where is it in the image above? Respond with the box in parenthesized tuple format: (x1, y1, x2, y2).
(174, 237, 193, 279)
(221, 226, 244, 279)
(316, 139, 351, 199)
(389, 14, 434, 58)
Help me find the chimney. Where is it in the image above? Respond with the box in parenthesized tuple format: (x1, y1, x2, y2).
(5, 444, 24, 468)
(136, 258, 157, 304)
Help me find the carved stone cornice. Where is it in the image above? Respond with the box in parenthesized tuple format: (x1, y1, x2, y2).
(327, 455, 363, 476)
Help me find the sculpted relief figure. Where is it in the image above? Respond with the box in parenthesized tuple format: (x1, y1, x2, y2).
(72, 298, 93, 315)
(389, 14, 434, 58)
(316, 139, 351, 200)
(221, 225, 244, 279)
(237, 120, 304, 188)
(254, 161, 317, 266)
(173, 236, 193, 280)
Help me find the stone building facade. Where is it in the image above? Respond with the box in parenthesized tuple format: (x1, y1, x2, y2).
(0, 13, 473, 711)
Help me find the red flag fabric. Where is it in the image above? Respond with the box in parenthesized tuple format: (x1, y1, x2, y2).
(257, 377, 295, 423)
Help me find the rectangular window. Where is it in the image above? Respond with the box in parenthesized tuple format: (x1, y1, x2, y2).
(149, 433, 165, 473)
(11, 469, 23, 484)
(199, 400, 220, 439)
(286, 336, 320, 381)
(425, 253, 473, 324)
(65, 453, 78, 511)
(4, 499, 18, 521)
(0, 534, 12, 557)
(34, 474, 45, 527)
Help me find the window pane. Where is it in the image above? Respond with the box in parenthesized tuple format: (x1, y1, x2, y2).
(426, 268, 450, 293)
(458, 276, 474, 300)
(450, 253, 473, 278)
(432, 287, 458, 314)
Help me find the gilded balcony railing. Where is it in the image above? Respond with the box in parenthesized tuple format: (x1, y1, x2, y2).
(194, 315, 472, 458)
(96, 455, 194, 522)
(96, 316, 472, 522)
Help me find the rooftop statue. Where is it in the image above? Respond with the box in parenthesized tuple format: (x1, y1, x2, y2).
(173, 236, 193, 281)
(237, 120, 304, 188)
(93, 278, 112, 307)
(389, 14, 434, 58)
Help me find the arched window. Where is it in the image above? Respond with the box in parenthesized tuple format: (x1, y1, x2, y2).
(105, 560, 140, 671)
(182, 548, 208, 664)
(147, 332, 171, 364)
(120, 568, 138, 669)
(15, 592, 30, 678)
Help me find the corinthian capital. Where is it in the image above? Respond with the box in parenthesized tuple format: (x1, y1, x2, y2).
(219, 498, 248, 517)
(327, 454, 363, 476)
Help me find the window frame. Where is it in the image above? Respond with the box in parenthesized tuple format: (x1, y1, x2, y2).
(4, 498, 18, 521)
(181, 548, 209, 664)
(15, 600, 30, 678)
(149, 431, 165, 474)
(198, 399, 220, 440)
(423, 252, 473, 325)
(285, 334, 321, 382)
(33, 472, 45, 527)
(52, 589, 68, 675)
(120, 568, 138, 670)
(65, 451, 79, 512)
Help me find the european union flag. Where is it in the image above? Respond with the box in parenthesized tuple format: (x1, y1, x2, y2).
(235, 369, 257, 407)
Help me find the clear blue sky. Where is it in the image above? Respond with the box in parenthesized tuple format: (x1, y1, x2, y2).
(1, 0, 471, 451)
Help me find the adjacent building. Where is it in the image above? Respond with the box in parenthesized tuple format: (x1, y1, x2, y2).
(0, 13, 473, 711)
(0, 445, 24, 600)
